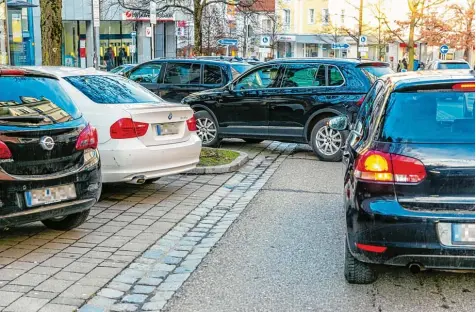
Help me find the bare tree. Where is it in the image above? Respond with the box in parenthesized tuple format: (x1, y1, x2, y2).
(202, 5, 226, 55)
(368, 0, 395, 60)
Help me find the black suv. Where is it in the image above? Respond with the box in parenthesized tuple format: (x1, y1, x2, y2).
(125, 59, 252, 103)
(329, 70, 475, 283)
(182, 58, 393, 161)
(0, 68, 101, 230)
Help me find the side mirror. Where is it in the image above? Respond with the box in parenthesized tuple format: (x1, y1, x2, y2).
(328, 116, 349, 131)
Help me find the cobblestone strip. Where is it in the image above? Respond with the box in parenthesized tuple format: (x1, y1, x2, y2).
(79, 144, 294, 312)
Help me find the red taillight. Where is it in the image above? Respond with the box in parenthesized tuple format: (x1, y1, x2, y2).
(110, 118, 148, 139)
(354, 150, 426, 183)
(0, 69, 26, 76)
(0, 141, 12, 159)
(356, 243, 387, 253)
(452, 83, 475, 91)
(356, 96, 365, 106)
(187, 116, 197, 131)
(76, 124, 98, 150)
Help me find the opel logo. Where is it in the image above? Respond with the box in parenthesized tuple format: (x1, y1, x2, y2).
(168, 113, 173, 120)
(39, 136, 55, 151)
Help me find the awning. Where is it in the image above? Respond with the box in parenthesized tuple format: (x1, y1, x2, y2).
(7, 0, 37, 8)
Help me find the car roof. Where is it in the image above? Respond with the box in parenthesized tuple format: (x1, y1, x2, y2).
(434, 59, 469, 64)
(149, 58, 248, 65)
(20, 66, 114, 78)
(382, 69, 475, 91)
(266, 58, 388, 66)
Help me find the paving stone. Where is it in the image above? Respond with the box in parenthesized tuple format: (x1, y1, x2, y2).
(110, 303, 138, 312)
(35, 279, 74, 293)
(132, 285, 155, 294)
(165, 273, 190, 283)
(98, 288, 124, 299)
(29, 266, 62, 276)
(84, 296, 116, 310)
(162, 256, 182, 265)
(113, 275, 137, 285)
(61, 284, 101, 299)
(153, 264, 175, 272)
(26, 290, 58, 299)
(12, 273, 49, 286)
(142, 301, 167, 311)
(157, 281, 183, 292)
(51, 297, 85, 307)
(1, 284, 33, 293)
(166, 250, 188, 258)
(149, 271, 168, 279)
(0, 291, 23, 306)
(78, 304, 106, 312)
(121, 294, 147, 304)
(53, 271, 85, 282)
(4, 296, 50, 312)
(150, 290, 174, 302)
(38, 303, 77, 312)
(0, 269, 26, 281)
(107, 282, 132, 292)
(138, 277, 163, 286)
(142, 250, 163, 260)
(173, 266, 194, 274)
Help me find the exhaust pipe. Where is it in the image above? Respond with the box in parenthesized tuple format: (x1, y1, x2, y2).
(409, 263, 423, 274)
(129, 176, 146, 185)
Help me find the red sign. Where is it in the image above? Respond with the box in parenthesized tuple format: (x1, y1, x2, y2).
(177, 20, 187, 27)
(125, 11, 133, 19)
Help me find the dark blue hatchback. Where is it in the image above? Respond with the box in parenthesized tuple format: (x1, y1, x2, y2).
(330, 70, 475, 284)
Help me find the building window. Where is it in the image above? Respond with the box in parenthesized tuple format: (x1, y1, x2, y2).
(262, 19, 272, 33)
(321, 8, 329, 25)
(283, 9, 290, 27)
(309, 9, 315, 24)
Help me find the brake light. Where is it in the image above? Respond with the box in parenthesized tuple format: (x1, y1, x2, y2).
(356, 96, 366, 106)
(186, 116, 197, 131)
(452, 83, 475, 91)
(110, 118, 148, 139)
(0, 69, 25, 76)
(356, 243, 387, 253)
(0, 141, 12, 159)
(76, 124, 98, 150)
(354, 150, 426, 183)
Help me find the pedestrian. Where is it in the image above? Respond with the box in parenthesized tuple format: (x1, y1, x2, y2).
(397, 60, 403, 72)
(402, 58, 408, 70)
(118, 47, 127, 66)
(103, 47, 115, 71)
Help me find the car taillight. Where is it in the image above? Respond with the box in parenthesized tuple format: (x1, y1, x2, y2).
(354, 150, 426, 183)
(76, 124, 98, 150)
(0, 141, 12, 159)
(356, 96, 365, 106)
(186, 116, 197, 131)
(110, 118, 148, 139)
(0, 69, 25, 76)
(452, 83, 475, 91)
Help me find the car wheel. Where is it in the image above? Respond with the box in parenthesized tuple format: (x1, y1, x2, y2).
(243, 139, 263, 144)
(311, 118, 344, 162)
(195, 111, 220, 147)
(41, 209, 90, 231)
(344, 238, 378, 284)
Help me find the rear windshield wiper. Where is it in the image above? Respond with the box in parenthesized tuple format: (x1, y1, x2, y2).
(0, 116, 46, 123)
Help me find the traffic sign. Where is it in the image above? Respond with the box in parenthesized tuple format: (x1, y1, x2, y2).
(359, 35, 367, 45)
(260, 36, 271, 47)
(440, 44, 449, 54)
(145, 27, 152, 38)
(217, 38, 238, 46)
(332, 43, 350, 49)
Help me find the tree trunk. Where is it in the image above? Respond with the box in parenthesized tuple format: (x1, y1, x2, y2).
(193, 0, 203, 56)
(408, 21, 415, 71)
(40, 0, 63, 65)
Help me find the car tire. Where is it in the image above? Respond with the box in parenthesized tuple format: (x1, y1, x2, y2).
(195, 110, 220, 147)
(243, 139, 263, 144)
(145, 178, 160, 184)
(310, 117, 345, 162)
(344, 239, 378, 284)
(41, 210, 90, 231)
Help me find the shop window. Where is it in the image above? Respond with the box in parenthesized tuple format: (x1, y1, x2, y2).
(129, 63, 163, 83)
(164, 63, 201, 84)
(328, 65, 345, 86)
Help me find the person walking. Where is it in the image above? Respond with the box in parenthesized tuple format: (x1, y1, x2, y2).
(103, 47, 115, 71)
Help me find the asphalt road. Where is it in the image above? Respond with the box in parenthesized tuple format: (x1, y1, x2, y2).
(165, 157, 475, 312)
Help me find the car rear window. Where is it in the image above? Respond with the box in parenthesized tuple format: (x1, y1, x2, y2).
(65, 75, 164, 104)
(380, 91, 475, 143)
(0, 76, 79, 126)
(437, 62, 471, 70)
(360, 66, 394, 82)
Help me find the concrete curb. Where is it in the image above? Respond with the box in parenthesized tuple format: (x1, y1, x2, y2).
(187, 150, 249, 174)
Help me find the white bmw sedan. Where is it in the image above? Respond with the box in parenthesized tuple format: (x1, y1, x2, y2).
(31, 67, 201, 184)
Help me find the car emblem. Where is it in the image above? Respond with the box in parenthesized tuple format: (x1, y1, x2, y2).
(39, 136, 55, 151)
(168, 113, 173, 120)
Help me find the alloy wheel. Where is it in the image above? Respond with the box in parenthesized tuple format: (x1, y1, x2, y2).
(196, 117, 217, 145)
(315, 126, 342, 156)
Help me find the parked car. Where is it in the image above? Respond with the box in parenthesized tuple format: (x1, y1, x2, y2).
(31, 67, 202, 184)
(0, 67, 101, 230)
(425, 59, 471, 70)
(329, 69, 475, 284)
(110, 64, 135, 75)
(125, 59, 253, 103)
(182, 58, 394, 161)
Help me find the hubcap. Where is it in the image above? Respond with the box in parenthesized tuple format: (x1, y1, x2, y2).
(315, 126, 342, 156)
(196, 118, 217, 144)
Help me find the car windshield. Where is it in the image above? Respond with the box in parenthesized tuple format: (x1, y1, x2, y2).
(0, 76, 79, 126)
(438, 62, 471, 69)
(360, 65, 394, 82)
(380, 90, 475, 143)
(65, 75, 164, 104)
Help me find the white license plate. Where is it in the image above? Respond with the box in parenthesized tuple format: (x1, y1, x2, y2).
(156, 122, 180, 136)
(452, 223, 475, 245)
(25, 184, 77, 207)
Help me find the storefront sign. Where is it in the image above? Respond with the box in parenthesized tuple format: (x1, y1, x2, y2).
(150, 2, 157, 25)
(123, 10, 173, 22)
(277, 35, 295, 42)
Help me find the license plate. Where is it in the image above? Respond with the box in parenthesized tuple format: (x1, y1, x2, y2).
(156, 122, 180, 136)
(452, 223, 475, 245)
(25, 184, 77, 208)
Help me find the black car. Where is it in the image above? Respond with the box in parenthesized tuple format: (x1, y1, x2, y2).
(125, 59, 252, 103)
(182, 58, 393, 161)
(329, 70, 475, 284)
(0, 68, 101, 230)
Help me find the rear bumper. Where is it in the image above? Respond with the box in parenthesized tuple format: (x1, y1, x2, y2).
(347, 198, 475, 270)
(100, 134, 202, 183)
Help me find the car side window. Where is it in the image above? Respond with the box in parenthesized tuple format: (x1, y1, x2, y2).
(128, 63, 162, 83)
(328, 65, 345, 86)
(204, 65, 223, 85)
(281, 64, 323, 87)
(163, 63, 201, 84)
(234, 65, 280, 90)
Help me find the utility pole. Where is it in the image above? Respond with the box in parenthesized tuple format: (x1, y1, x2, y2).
(357, 0, 363, 59)
(92, 0, 100, 69)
